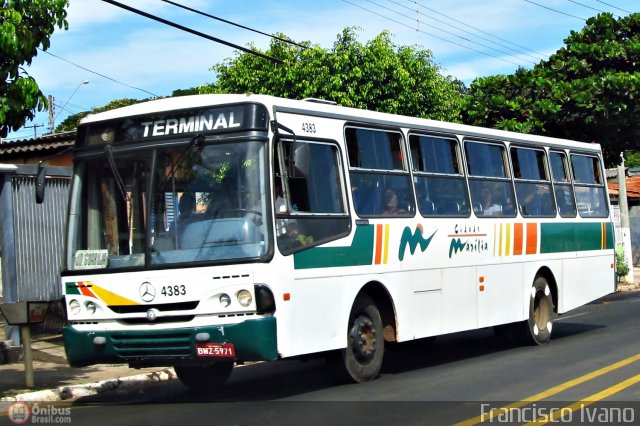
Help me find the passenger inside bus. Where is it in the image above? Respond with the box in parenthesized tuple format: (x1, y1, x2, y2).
(480, 186, 502, 216)
(382, 188, 406, 216)
(179, 192, 196, 220)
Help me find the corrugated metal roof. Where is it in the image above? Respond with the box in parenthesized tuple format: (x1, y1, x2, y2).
(0, 131, 76, 155)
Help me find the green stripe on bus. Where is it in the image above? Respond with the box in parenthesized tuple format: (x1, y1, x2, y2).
(65, 282, 81, 295)
(294, 225, 375, 269)
(540, 222, 614, 253)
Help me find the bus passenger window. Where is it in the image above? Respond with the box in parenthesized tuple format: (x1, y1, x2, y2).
(466, 141, 515, 218)
(550, 151, 576, 217)
(346, 127, 414, 218)
(409, 133, 468, 217)
(275, 140, 349, 254)
(511, 146, 555, 218)
(570, 154, 608, 218)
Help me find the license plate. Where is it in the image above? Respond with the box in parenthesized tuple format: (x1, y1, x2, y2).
(195, 342, 236, 357)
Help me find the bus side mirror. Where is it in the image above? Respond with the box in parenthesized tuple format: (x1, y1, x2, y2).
(35, 162, 46, 204)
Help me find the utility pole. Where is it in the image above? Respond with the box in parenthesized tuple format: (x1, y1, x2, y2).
(21, 124, 44, 139)
(617, 154, 634, 283)
(48, 95, 55, 133)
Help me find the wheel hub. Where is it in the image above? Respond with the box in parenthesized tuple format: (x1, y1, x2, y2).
(349, 315, 377, 363)
(533, 291, 550, 332)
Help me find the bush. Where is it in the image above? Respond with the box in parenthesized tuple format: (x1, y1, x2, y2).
(616, 251, 630, 277)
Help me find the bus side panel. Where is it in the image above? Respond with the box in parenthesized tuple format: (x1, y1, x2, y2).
(439, 266, 478, 335)
(560, 253, 615, 313)
(290, 275, 345, 355)
(409, 269, 443, 339)
(477, 263, 524, 328)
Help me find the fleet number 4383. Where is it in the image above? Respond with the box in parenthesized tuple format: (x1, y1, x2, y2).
(161, 285, 186, 296)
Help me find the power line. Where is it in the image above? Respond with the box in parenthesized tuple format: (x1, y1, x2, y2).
(161, 0, 308, 50)
(368, 0, 537, 65)
(38, 48, 160, 97)
(341, 0, 524, 67)
(523, 0, 587, 21)
(594, 0, 632, 14)
(380, 0, 542, 64)
(101, 0, 283, 64)
(408, 0, 548, 61)
(566, 0, 621, 18)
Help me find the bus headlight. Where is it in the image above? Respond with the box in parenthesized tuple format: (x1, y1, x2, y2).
(69, 299, 81, 316)
(85, 301, 97, 315)
(237, 290, 253, 307)
(219, 293, 231, 308)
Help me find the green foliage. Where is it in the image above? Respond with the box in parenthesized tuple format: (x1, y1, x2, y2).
(623, 151, 640, 168)
(56, 98, 151, 132)
(0, 0, 69, 137)
(616, 249, 630, 277)
(463, 13, 640, 166)
(204, 28, 464, 122)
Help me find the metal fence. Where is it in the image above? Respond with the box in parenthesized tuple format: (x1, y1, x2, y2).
(1, 165, 71, 337)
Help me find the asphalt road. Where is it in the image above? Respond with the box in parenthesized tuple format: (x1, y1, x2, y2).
(5, 290, 640, 425)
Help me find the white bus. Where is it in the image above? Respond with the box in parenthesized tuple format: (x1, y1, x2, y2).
(60, 94, 615, 388)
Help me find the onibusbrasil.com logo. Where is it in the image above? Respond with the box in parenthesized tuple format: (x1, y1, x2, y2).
(6, 402, 71, 424)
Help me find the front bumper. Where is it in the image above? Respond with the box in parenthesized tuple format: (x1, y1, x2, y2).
(63, 317, 278, 367)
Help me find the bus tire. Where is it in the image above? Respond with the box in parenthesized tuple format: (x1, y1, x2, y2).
(520, 275, 555, 345)
(333, 294, 385, 383)
(175, 361, 234, 391)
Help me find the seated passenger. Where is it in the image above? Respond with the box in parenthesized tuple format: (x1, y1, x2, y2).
(480, 186, 502, 216)
(382, 188, 406, 216)
(169, 192, 199, 232)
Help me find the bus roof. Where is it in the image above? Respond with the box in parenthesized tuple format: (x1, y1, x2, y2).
(79, 93, 601, 152)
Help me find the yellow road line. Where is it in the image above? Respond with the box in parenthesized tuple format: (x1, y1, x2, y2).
(525, 373, 640, 425)
(454, 353, 640, 426)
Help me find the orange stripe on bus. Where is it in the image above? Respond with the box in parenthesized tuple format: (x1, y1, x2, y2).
(513, 223, 523, 255)
(78, 282, 94, 297)
(374, 224, 383, 264)
(526, 222, 538, 255)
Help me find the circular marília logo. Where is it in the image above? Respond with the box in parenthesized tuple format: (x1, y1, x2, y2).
(139, 282, 156, 303)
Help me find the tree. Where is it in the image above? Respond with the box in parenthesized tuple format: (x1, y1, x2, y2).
(0, 0, 69, 137)
(55, 89, 203, 132)
(202, 28, 465, 122)
(55, 98, 149, 132)
(463, 13, 640, 166)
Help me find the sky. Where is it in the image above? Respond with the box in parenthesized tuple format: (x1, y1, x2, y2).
(6, 0, 640, 141)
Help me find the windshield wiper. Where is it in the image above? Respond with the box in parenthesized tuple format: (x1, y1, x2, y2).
(104, 144, 130, 202)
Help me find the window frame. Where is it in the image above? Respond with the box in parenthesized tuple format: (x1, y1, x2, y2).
(274, 136, 351, 255)
(464, 139, 516, 218)
(510, 145, 557, 218)
(549, 149, 577, 218)
(408, 131, 470, 217)
(570, 152, 609, 218)
(345, 125, 415, 218)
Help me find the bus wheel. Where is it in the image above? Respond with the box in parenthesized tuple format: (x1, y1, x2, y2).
(522, 276, 555, 345)
(339, 294, 385, 383)
(175, 361, 234, 391)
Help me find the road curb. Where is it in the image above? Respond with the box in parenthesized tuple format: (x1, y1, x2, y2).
(0, 368, 176, 403)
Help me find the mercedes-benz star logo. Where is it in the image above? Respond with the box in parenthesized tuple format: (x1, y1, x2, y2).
(139, 282, 156, 303)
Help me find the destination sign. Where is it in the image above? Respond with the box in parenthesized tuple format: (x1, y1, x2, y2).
(140, 111, 242, 138)
(80, 103, 269, 146)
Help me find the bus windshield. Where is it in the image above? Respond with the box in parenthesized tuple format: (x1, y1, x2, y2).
(69, 140, 269, 270)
